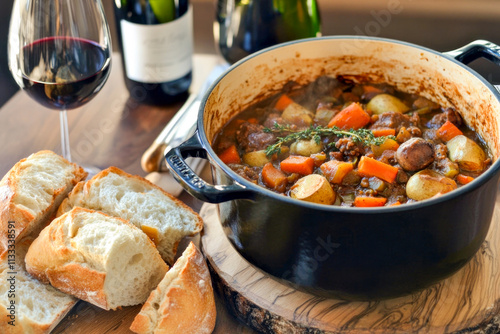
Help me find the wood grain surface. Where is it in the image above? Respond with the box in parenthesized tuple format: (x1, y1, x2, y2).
(0, 54, 255, 333)
(49, 238, 255, 334)
(200, 202, 500, 334)
(0, 54, 217, 210)
(2, 51, 500, 333)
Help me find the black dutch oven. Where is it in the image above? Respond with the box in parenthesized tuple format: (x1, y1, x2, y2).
(165, 37, 500, 300)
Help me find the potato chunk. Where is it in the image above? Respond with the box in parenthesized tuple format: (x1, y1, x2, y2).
(406, 169, 457, 201)
(290, 174, 336, 205)
(446, 135, 486, 172)
(282, 102, 314, 127)
(371, 138, 400, 157)
(367, 94, 410, 114)
(242, 150, 270, 167)
(290, 138, 323, 156)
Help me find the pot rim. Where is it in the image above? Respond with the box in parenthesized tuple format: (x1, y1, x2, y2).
(199, 35, 500, 213)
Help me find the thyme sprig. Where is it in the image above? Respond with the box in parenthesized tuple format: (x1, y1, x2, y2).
(263, 123, 395, 156)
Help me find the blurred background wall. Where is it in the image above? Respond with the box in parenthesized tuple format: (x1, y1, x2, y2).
(0, 1, 16, 108)
(1, 0, 499, 108)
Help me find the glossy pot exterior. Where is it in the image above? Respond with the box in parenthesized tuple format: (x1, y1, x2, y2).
(213, 168, 499, 299)
(166, 37, 500, 299)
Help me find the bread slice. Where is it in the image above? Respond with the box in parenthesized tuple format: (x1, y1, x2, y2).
(130, 242, 216, 334)
(0, 237, 77, 334)
(0, 150, 87, 255)
(57, 167, 203, 264)
(25, 207, 168, 310)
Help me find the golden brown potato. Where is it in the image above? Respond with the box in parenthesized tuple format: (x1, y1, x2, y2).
(282, 102, 314, 127)
(290, 138, 323, 156)
(290, 174, 336, 205)
(242, 150, 270, 167)
(406, 169, 457, 201)
(446, 135, 486, 172)
(371, 138, 399, 157)
(367, 94, 410, 114)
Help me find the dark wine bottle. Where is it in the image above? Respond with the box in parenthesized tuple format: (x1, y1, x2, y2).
(214, 0, 321, 64)
(114, 0, 193, 105)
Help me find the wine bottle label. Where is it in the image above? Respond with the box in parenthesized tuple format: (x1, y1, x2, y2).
(120, 6, 193, 83)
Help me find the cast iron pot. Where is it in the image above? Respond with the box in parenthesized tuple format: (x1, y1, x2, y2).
(166, 37, 500, 300)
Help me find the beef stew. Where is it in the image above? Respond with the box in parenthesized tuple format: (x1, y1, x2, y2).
(213, 76, 491, 207)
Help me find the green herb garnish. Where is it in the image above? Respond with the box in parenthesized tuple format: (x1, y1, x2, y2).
(263, 123, 395, 156)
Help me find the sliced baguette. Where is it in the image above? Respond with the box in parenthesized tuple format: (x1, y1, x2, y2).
(0, 238, 77, 334)
(57, 167, 203, 264)
(0, 150, 87, 255)
(25, 207, 168, 310)
(130, 242, 216, 334)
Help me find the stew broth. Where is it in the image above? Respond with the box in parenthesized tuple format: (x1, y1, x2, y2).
(213, 76, 491, 207)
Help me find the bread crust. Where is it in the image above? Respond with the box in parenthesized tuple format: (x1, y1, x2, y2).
(56, 181, 85, 217)
(0, 300, 75, 334)
(0, 150, 87, 256)
(25, 208, 109, 308)
(130, 242, 217, 334)
(58, 166, 204, 264)
(25, 207, 168, 310)
(0, 238, 77, 334)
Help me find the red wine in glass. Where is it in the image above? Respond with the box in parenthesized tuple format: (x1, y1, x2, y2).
(21, 37, 111, 110)
(8, 0, 112, 170)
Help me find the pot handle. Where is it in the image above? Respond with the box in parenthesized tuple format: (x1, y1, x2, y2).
(444, 39, 500, 65)
(164, 131, 255, 203)
(444, 39, 500, 93)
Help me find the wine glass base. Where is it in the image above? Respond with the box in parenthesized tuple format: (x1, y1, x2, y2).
(81, 165, 101, 180)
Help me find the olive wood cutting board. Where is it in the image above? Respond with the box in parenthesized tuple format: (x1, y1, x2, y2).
(199, 200, 500, 334)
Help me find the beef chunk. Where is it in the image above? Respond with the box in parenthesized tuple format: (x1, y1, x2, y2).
(231, 164, 260, 183)
(427, 108, 463, 128)
(236, 122, 276, 153)
(335, 137, 363, 157)
(370, 112, 411, 132)
(432, 143, 459, 176)
(263, 113, 283, 128)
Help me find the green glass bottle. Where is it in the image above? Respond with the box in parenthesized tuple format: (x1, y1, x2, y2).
(214, 0, 321, 64)
(114, 0, 193, 105)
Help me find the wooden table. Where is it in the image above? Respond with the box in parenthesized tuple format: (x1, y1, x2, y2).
(0, 53, 256, 333)
(1, 53, 499, 334)
(0, 54, 218, 209)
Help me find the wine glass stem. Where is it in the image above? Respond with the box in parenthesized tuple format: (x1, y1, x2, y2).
(59, 109, 72, 162)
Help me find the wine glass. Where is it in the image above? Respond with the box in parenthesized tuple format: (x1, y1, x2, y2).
(8, 0, 112, 171)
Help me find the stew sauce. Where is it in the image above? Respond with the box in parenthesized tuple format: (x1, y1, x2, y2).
(213, 76, 490, 207)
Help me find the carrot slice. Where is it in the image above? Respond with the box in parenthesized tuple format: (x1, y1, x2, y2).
(354, 196, 387, 207)
(371, 128, 396, 137)
(437, 120, 463, 142)
(357, 156, 398, 183)
(327, 102, 371, 130)
(280, 156, 314, 175)
(320, 160, 354, 184)
(218, 145, 241, 165)
(363, 85, 383, 95)
(235, 119, 246, 126)
(262, 163, 287, 192)
(456, 174, 475, 185)
(275, 94, 294, 111)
